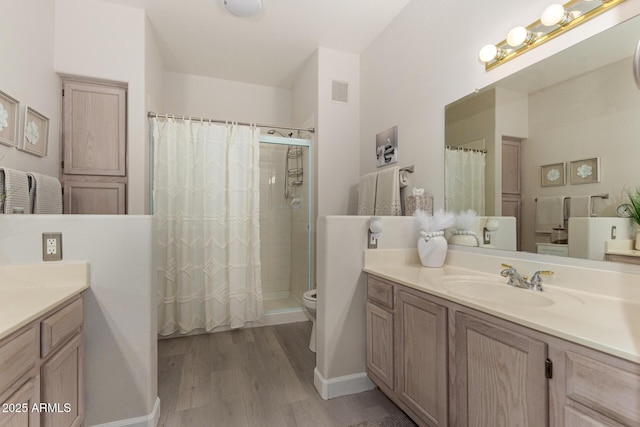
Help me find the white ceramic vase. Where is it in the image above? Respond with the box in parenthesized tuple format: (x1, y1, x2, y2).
(448, 231, 479, 247)
(417, 231, 448, 268)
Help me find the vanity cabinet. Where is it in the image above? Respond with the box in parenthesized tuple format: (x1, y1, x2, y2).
(454, 312, 548, 426)
(395, 289, 448, 426)
(548, 341, 640, 426)
(366, 276, 448, 427)
(0, 296, 84, 427)
(366, 276, 395, 391)
(366, 273, 640, 427)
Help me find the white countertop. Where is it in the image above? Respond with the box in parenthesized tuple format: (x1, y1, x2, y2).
(0, 262, 89, 341)
(364, 249, 640, 364)
(606, 239, 640, 258)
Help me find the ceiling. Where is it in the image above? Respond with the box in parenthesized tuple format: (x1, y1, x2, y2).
(100, 0, 411, 88)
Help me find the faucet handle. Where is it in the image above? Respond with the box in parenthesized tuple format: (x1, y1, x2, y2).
(501, 263, 513, 269)
(537, 270, 554, 276)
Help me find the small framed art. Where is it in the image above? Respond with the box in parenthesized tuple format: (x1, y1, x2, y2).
(21, 106, 49, 157)
(376, 126, 398, 167)
(0, 90, 19, 147)
(541, 162, 566, 187)
(570, 157, 600, 185)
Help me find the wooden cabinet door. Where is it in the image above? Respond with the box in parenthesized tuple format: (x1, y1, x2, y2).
(62, 80, 126, 176)
(40, 334, 84, 427)
(396, 290, 448, 426)
(455, 312, 547, 427)
(548, 343, 640, 427)
(502, 139, 521, 195)
(0, 378, 40, 427)
(366, 302, 394, 390)
(63, 180, 125, 214)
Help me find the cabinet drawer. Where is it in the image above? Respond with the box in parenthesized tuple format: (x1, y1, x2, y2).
(367, 276, 394, 309)
(564, 350, 640, 425)
(41, 298, 83, 358)
(0, 326, 37, 394)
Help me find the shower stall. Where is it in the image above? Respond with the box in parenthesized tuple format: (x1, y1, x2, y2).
(149, 113, 312, 335)
(259, 132, 312, 316)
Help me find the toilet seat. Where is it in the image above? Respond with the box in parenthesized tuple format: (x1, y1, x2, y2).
(303, 290, 316, 302)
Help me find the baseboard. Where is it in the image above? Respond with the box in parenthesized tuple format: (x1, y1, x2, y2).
(89, 397, 160, 427)
(313, 368, 376, 400)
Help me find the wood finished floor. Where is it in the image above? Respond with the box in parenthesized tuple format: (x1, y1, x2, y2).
(158, 321, 404, 427)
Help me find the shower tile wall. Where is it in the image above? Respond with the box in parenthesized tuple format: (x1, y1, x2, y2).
(259, 144, 292, 298)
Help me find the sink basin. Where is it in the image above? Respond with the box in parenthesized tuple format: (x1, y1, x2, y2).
(438, 275, 582, 308)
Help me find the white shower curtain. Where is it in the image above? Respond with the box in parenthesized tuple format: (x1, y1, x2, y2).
(153, 119, 263, 335)
(445, 148, 486, 215)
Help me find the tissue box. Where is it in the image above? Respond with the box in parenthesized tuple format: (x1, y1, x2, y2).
(405, 195, 433, 216)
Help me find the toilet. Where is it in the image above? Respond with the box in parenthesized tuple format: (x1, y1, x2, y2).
(302, 289, 317, 353)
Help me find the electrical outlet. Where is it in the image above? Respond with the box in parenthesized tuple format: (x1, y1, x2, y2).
(42, 232, 62, 261)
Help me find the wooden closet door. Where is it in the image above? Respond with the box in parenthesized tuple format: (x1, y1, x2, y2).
(62, 80, 126, 176)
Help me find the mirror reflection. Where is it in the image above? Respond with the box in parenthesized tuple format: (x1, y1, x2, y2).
(445, 14, 640, 263)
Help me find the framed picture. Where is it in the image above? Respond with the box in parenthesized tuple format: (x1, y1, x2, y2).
(376, 126, 398, 167)
(0, 90, 19, 147)
(541, 162, 566, 187)
(21, 106, 49, 157)
(570, 157, 600, 184)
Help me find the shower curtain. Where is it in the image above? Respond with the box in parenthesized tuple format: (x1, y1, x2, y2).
(445, 148, 486, 215)
(153, 119, 263, 335)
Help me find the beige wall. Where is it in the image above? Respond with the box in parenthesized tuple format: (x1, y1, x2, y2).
(0, 216, 156, 427)
(162, 71, 293, 126)
(0, 0, 60, 177)
(521, 57, 640, 253)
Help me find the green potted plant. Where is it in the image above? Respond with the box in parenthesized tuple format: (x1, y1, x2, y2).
(626, 188, 640, 250)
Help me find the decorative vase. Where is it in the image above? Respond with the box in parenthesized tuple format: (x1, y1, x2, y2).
(448, 231, 479, 247)
(636, 232, 640, 251)
(417, 231, 448, 267)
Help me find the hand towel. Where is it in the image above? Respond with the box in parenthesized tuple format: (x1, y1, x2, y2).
(375, 167, 402, 216)
(27, 172, 63, 214)
(535, 196, 566, 233)
(357, 172, 378, 215)
(0, 168, 31, 214)
(569, 195, 591, 217)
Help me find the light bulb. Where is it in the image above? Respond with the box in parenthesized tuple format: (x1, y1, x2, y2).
(485, 218, 500, 232)
(507, 26, 534, 47)
(369, 216, 384, 235)
(478, 44, 498, 63)
(541, 4, 568, 26)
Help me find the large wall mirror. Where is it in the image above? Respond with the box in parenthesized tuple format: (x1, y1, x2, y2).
(445, 14, 640, 263)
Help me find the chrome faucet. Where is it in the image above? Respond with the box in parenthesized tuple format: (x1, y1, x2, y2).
(500, 264, 554, 292)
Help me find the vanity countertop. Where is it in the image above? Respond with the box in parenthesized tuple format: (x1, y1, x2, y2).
(0, 262, 89, 340)
(605, 239, 640, 258)
(364, 249, 640, 364)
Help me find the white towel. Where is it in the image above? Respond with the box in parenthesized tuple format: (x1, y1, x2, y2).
(535, 196, 566, 233)
(27, 172, 63, 214)
(357, 172, 377, 215)
(375, 167, 402, 216)
(569, 196, 591, 217)
(0, 168, 31, 214)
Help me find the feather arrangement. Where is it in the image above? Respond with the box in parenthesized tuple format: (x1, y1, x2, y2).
(454, 209, 477, 232)
(414, 209, 455, 234)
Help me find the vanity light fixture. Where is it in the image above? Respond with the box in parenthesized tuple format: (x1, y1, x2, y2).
(479, 0, 625, 70)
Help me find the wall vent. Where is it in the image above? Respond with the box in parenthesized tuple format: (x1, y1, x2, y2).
(331, 80, 349, 103)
